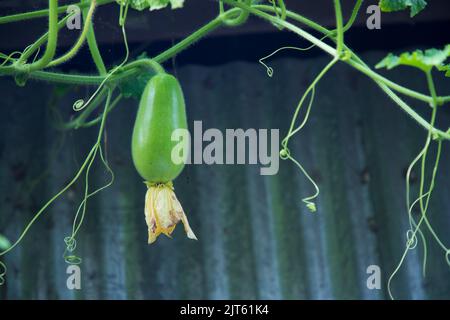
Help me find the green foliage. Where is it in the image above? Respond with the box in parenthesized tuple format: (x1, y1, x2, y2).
(119, 72, 153, 99)
(116, 0, 185, 11)
(379, 0, 427, 17)
(437, 64, 450, 77)
(0, 234, 11, 251)
(376, 45, 450, 73)
(118, 54, 157, 99)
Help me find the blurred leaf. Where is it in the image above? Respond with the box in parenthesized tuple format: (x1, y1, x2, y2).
(437, 64, 450, 77)
(375, 45, 450, 73)
(118, 53, 157, 99)
(116, 0, 185, 11)
(0, 234, 11, 251)
(379, 0, 427, 17)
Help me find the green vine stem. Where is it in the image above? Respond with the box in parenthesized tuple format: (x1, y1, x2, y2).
(15, 0, 59, 73)
(387, 70, 446, 299)
(254, 3, 450, 106)
(416, 73, 449, 255)
(0, 0, 448, 293)
(17, 14, 71, 64)
(280, 57, 339, 212)
(153, 12, 231, 63)
(83, 0, 107, 75)
(0, 88, 115, 268)
(342, 0, 363, 33)
(63, 91, 115, 264)
(48, 0, 97, 68)
(120, 58, 165, 75)
(0, 0, 115, 25)
(333, 0, 344, 56)
(0, 0, 448, 142)
(80, 94, 122, 127)
(223, 1, 450, 105)
(2, 1, 450, 108)
(53, 87, 109, 130)
(245, 3, 450, 139)
(283, 57, 339, 147)
(57, 91, 122, 130)
(220, 0, 251, 27)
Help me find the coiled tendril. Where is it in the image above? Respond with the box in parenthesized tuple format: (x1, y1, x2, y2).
(0, 261, 6, 286)
(219, 0, 251, 27)
(261, 45, 338, 213)
(405, 229, 418, 250)
(63, 237, 82, 265)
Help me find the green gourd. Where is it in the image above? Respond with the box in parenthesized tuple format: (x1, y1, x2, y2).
(131, 73, 187, 183)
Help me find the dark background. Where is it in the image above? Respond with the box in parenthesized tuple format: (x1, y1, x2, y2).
(0, 0, 450, 299)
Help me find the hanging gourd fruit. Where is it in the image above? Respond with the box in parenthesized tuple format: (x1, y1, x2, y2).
(132, 72, 197, 244)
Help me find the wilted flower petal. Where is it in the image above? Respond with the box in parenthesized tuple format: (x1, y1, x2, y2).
(144, 182, 197, 244)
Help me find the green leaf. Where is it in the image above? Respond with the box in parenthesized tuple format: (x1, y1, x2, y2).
(379, 0, 427, 17)
(116, 0, 185, 11)
(0, 234, 11, 251)
(437, 64, 450, 77)
(375, 45, 450, 73)
(118, 53, 157, 99)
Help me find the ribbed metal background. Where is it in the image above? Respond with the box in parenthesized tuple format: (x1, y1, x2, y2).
(0, 51, 449, 299)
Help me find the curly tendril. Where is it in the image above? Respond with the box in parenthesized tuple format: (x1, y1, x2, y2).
(405, 229, 418, 250)
(260, 45, 338, 213)
(219, 0, 251, 26)
(388, 73, 449, 299)
(73, 99, 86, 111)
(0, 3, 128, 281)
(72, 1, 130, 113)
(0, 51, 22, 66)
(267, 52, 338, 213)
(64, 142, 115, 265)
(63, 237, 82, 265)
(258, 44, 327, 77)
(281, 151, 319, 213)
(0, 261, 6, 285)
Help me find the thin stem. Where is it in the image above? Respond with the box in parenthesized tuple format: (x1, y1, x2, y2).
(343, 0, 363, 33)
(83, 0, 106, 75)
(25, 70, 112, 85)
(70, 90, 113, 242)
(0, 0, 115, 24)
(349, 60, 435, 103)
(17, 0, 59, 72)
(224, 1, 450, 139)
(48, 0, 97, 68)
(333, 0, 344, 56)
(2, 0, 449, 116)
(388, 71, 441, 300)
(221, 0, 251, 27)
(5, 0, 450, 108)
(0, 88, 114, 260)
(254, 4, 446, 105)
(120, 59, 165, 75)
(0, 139, 97, 258)
(222, 0, 336, 55)
(80, 94, 122, 128)
(244, 3, 450, 139)
(54, 87, 109, 130)
(284, 57, 339, 146)
(18, 14, 71, 64)
(153, 13, 227, 63)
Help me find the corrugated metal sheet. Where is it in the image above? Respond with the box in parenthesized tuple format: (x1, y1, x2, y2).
(0, 51, 449, 299)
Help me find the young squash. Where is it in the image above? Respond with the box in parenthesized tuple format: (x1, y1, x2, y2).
(132, 73, 197, 244)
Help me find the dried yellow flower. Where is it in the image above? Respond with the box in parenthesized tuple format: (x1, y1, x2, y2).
(144, 182, 197, 244)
